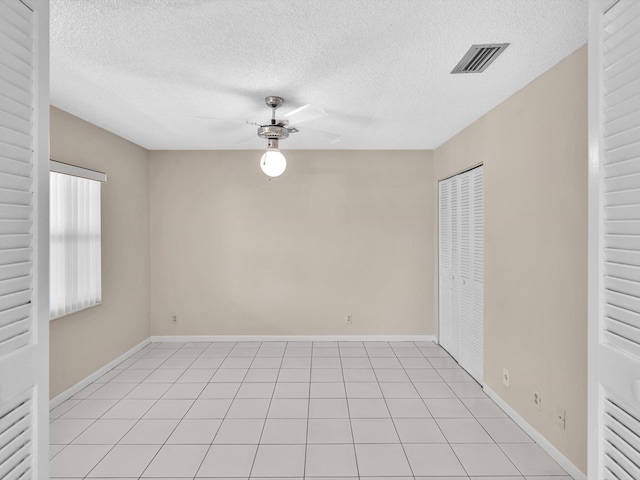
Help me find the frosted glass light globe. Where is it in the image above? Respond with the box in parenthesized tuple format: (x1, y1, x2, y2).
(260, 149, 287, 177)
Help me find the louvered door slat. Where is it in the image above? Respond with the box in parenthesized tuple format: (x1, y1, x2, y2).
(0, 234, 30, 250)
(0, 78, 30, 112)
(606, 234, 640, 250)
(604, 320, 640, 357)
(604, 47, 640, 86)
(0, 263, 30, 282)
(0, 248, 32, 265)
(605, 288, 640, 314)
(0, 221, 31, 237)
(0, 9, 33, 54)
(0, 290, 30, 312)
(0, 172, 31, 191)
(0, 93, 30, 123)
(0, 204, 31, 220)
(604, 171, 640, 192)
(606, 204, 640, 221)
(0, 125, 32, 152)
(605, 220, 640, 235)
(0, 1, 32, 38)
(606, 188, 640, 206)
(0, 389, 32, 480)
(604, 91, 640, 124)
(604, 37, 640, 77)
(604, 78, 640, 108)
(605, 249, 640, 267)
(0, 304, 29, 330)
(605, 124, 640, 151)
(604, 0, 640, 30)
(0, 61, 31, 95)
(604, 139, 640, 165)
(0, 44, 32, 80)
(0, 436, 31, 479)
(606, 262, 640, 282)
(0, 276, 30, 297)
(602, 399, 640, 479)
(0, 189, 31, 207)
(0, 113, 31, 141)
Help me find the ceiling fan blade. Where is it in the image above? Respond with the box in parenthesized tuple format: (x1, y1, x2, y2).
(284, 104, 328, 125)
(303, 127, 342, 145)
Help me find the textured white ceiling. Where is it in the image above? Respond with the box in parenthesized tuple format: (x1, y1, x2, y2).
(50, 0, 587, 150)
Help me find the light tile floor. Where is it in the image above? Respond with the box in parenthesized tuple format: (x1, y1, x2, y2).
(50, 341, 573, 479)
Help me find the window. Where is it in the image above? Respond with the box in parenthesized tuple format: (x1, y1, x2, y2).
(50, 161, 106, 319)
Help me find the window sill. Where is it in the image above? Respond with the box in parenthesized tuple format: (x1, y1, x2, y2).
(50, 302, 102, 321)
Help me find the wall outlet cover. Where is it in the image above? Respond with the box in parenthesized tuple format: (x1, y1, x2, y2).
(502, 368, 510, 387)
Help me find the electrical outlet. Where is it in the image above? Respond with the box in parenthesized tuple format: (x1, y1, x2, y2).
(346, 314, 352, 324)
(502, 368, 510, 387)
(556, 407, 566, 430)
(533, 389, 542, 411)
(172, 315, 177, 324)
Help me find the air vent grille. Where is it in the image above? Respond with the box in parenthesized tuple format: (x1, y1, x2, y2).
(452, 44, 510, 74)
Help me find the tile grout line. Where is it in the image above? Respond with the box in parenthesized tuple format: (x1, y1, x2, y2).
(300, 341, 312, 480)
(337, 340, 362, 480)
(405, 341, 472, 478)
(246, 342, 284, 479)
(136, 340, 235, 480)
(193, 340, 256, 479)
(121, 341, 228, 479)
(373, 342, 418, 480)
(57, 341, 166, 480)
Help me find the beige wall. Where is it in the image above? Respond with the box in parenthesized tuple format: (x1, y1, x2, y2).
(434, 46, 588, 471)
(49, 107, 151, 398)
(149, 150, 434, 336)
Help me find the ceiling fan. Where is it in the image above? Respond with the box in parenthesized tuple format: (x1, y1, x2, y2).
(201, 96, 341, 177)
(257, 96, 343, 177)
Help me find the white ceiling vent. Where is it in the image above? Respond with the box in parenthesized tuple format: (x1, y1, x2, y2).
(451, 43, 510, 74)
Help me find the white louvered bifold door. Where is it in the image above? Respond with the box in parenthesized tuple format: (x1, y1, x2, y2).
(457, 172, 474, 374)
(469, 166, 484, 383)
(438, 180, 453, 354)
(438, 166, 484, 383)
(589, 0, 640, 477)
(0, 1, 48, 479)
(449, 176, 461, 359)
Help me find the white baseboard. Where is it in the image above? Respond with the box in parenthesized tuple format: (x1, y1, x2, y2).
(483, 385, 586, 480)
(50, 338, 151, 409)
(149, 334, 436, 343)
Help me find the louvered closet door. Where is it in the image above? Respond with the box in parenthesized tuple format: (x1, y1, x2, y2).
(469, 167, 484, 383)
(590, 0, 640, 477)
(438, 180, 453, 353)
(0, 1, 47, 479)
(438, 166, 483, 382)
(449, 176, 461, 359)
(457, 171, 474, 373)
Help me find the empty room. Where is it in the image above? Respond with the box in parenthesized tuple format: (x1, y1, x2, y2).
(1, 0, 639, 479)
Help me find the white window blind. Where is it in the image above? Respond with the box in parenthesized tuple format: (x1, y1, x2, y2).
(50, 169, 103, 319)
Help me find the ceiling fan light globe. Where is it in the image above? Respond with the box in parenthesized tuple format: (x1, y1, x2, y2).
(260, 149, 287, 177)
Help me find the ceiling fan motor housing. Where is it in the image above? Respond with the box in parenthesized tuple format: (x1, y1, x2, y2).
(258, 125, 289, 139)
